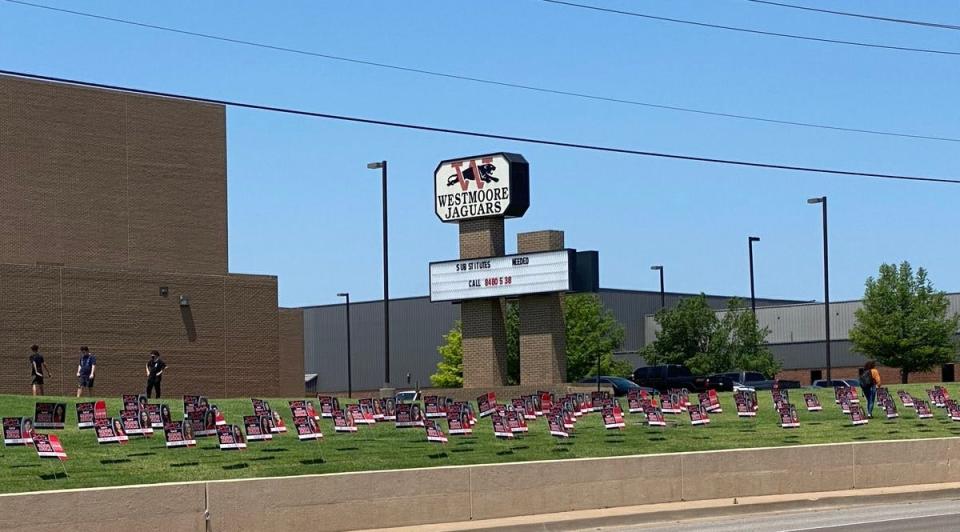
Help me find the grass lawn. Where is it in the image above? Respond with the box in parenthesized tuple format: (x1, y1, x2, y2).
(2, 384, 959, 494)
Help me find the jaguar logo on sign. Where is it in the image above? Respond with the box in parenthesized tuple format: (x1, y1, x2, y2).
(434, 152, 529, 222)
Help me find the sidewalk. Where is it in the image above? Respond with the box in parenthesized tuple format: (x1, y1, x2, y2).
(364, 482, 960, 532)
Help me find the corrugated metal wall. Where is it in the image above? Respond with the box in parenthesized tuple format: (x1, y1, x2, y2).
(303, 290, 801, 392)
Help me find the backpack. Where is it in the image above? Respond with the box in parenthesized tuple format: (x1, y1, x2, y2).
(858, 370, 873, 388)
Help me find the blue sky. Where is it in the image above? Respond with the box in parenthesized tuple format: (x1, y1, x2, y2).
(2, 1, 958, 307)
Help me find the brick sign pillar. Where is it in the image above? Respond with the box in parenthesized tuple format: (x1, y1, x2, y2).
(518, 230, 567, 385)
(459, 219, 509, 388)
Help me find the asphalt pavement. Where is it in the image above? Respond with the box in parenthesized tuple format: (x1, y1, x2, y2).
(587, 497, 960, 532)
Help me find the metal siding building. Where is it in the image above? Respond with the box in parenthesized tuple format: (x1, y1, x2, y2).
(303, 290, 802, 393)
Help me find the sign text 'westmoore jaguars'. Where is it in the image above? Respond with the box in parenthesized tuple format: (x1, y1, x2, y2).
(434, 152, 529, 222)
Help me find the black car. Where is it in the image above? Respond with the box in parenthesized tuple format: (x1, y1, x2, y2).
(578, 376, 656, 397)
(632, 365, 713, 393)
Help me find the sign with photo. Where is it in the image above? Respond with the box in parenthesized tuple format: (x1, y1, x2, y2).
(159, 403, 173, 425)
(382, 397, 397, 421)
(661, 393, 681, 415)
(243, 415, 274, 441)
(290, 400, 310, 419)
(914, 399, 933, 419)
(735, 392, 757, 417)
(839, 397, 852, 415)
(491, 413, 514, 439)
(32, 433, 67, 461)
(446, 405, 473, 435)
(772, 389, 789, 411)
(95, 418, 129, 444)
(121, 394, 140, 413)
(120, 408, 153, 437)
(349, 403, 376, 425)
(601, 406, 625, 430)
(849, 405, 869, 425)
(76, 402, 96, 429)
(946, 400, 960, 422)
(510, 398, 531, 420)
(803, 393, 822, 412)
(211, 405, 226, 426)
(644, 406, 666, 427)
(627, 390, 645, 413)
(3, 417, 33, 446)
(688, 405, 710, 426)
(779, 405, 800, 428)
(146, 404, 164, 428)
(883, 398, 899, 419)
(95, 400, 108, 424)
(304, 400, 320, 422)
(425, 419, 448, 443)
(33, 402, 66, 429)
(434, 152, 529, 223)
(217, 424, 247, 450)
(333, 411, 357, 433)
(927, 389, 946, 408)
(702, 390, 722, 413)
(183, 395, 215, 436)
(163, 421, 197, 448)
(317, 396, 339, 418)
(424, 396, 444, 418)
(539, 391, 553, 414)
(505, 409, 528, 433)
(548, 414, 569, 438)
(876, 387, 890, 403)
(293, 416, 323, 440)
(477, 392, 497, 418)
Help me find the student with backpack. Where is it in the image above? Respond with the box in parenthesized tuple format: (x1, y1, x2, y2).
(860, 361, 881, 417)
(76, 346, 96, 397)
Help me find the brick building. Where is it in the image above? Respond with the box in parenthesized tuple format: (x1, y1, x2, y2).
(0, 74, 302, 397)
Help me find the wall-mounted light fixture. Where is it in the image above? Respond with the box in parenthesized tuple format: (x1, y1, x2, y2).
(179, 295, 190, 307)
(159, 287, 169, 297)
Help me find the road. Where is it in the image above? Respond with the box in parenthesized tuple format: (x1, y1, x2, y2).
(584, 498, 960, 532)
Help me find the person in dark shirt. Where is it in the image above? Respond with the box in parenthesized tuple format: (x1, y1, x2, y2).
(29, 345, 50, 396)
(145, 351, 167, 399)
(76, 346, 97, 398)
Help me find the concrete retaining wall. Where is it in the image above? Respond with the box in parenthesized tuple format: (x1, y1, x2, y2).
(2, 437, 958, 531)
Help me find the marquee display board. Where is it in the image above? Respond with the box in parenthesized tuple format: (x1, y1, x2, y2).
(434, 152, 529, 222)
(429, 249, 574, 302)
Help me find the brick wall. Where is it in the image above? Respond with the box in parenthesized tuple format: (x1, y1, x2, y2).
(278, 308, 305, 396)
(0, 264, 280, 397)
(517, 231, 566, 385)
(777, 366, 945, 386)
(458, 218, 509, 388)
(0, 74, 227, 275)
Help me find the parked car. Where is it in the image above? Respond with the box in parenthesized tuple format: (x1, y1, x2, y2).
(632, 365, 716, 393)
(708, 371, 801, 391)
(578, 376, 656, 397)
(811, 379, 859, 389)
(394, 390, 421, 403)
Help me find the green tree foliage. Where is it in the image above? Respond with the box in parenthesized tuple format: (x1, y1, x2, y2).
(642, 295, 780, 378)
(849, 262, 959, 383)
(429, 321, 464, 388)
(564, 294, 630, 380)
(431, 294, 628, 387)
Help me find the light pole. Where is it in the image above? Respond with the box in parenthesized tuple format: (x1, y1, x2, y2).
(650, 265, 664, 309)
(748, 237, 760, 316)
(367, 160, 390, 385)
(807, 196, 831, 382)
(337, 293, 352, 398)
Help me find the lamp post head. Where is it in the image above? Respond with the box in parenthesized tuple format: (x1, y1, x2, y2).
(367, 161, 384, 169)
(807, 197, 825, 204)
(650, 265, 663, 271)
(749, 236, 760, 242)
(337, 292, 349, 298)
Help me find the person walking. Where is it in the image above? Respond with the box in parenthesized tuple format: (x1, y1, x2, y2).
(860, 360, 881, 417)
(76, 346, 96, 397)
(29, 345, 50, 396)
(145, 351, 166, 399)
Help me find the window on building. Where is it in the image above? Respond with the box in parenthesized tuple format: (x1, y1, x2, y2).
(942, 364, 955, 383)
(810, 370, 823, 383)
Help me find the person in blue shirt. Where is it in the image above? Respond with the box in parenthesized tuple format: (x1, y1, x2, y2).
(76, 346, 96, 398)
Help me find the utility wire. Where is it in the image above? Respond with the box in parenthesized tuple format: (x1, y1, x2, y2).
(539, 0, 960, 56)
(747, 1, 960, 31)
(1, 69, 958, 185)
(2, 0, 958, 144)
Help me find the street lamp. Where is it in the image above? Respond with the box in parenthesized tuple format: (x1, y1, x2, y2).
(748, 237, 760, 315)
(807, 196, 831, 382)
(367, 160, 390, 385)
(650, 265, 664, 309)
(337, 293, 352, 398)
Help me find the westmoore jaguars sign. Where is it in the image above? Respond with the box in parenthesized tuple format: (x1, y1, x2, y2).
(434, 152, 529, 222)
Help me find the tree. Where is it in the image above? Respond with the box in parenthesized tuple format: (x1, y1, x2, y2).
(430, 294, 629, 386)
(564, 294, 630, 380)
(429, 321, 464, 387)
(849, 262, 959, 383)
(642, 295, 780, 378)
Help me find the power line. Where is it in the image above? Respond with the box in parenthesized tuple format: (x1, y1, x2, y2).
(1, 69, 958, 186)
(2, 0, 957, 144)
(539, 0, 960, 56)
(747, 1, 960, 31)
